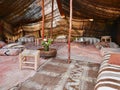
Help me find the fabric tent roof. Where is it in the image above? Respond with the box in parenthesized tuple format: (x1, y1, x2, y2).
(61, 0, 120, 20)
(0, 0, 120, 27)
(0, 0, 41, 26)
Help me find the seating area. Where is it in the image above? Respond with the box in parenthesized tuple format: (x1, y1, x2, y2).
(75, 37, 100, 44)
(18, 35, 35, 43)
(0, 37, 120, 89)
(0, 0, 120, 90)
(0, 41, 25, 56)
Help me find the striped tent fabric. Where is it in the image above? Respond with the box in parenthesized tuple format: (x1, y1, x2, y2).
(94, 49, 120, 90)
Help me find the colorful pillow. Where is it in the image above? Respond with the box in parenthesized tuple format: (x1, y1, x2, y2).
(108, 53, 120, 66)
(5, 49, 21, 56)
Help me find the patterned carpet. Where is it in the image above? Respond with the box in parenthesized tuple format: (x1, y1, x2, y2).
(63, 60, 100, 90)
(11, 58, 100, 90)
(57, 42, 102, 63)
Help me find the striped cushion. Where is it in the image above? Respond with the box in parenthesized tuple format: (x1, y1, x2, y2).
(95, 48, 120, 90)
(95, 63, 120, 90)
(95, 65, 120, 90)
(100, 48, 120, 56)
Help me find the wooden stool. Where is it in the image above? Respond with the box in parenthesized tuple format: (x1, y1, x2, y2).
(19, 49, 40, 71)
(101, 36, 111, 42)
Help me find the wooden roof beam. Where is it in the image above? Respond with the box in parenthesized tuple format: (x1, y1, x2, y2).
(41, 0, 45, 39)
(56, 0, 65, 18)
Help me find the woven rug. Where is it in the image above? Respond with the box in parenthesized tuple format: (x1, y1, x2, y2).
(11, 58, 100, 90)
(63, 60, 100, 90)
(11, 58, 70, 90)
(0, 56, 46, 90)
(57, 43, 102, 63)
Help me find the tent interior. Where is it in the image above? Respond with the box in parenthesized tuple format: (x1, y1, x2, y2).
(0, 0, 120, 90)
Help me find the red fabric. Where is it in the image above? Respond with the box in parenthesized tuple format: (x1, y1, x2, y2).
(108, 53, 120, 65)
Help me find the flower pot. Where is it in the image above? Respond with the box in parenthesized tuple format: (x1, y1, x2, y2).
(38, 48, 57, 58)
(44, 45, 49, 51)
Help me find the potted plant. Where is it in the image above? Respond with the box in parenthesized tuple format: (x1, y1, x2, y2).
(41, 38, 52, 51)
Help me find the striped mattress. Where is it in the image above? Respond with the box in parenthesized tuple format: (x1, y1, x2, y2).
(94, 53, 120, 90)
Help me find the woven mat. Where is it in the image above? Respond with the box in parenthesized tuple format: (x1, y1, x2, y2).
(63, 60, 100, 90)
(10, 59, 100, 90)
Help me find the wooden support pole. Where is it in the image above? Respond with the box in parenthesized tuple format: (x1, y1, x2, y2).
(68, 0, 72, 63)
(41, 0, 45, 39)
(50, 0, 54, 38)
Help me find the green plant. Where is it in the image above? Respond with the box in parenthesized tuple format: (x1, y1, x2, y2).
(41, 38, 52, 51)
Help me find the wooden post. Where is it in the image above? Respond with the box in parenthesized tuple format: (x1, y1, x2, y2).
(50, 0, 54, 38)
(68, 0, 72, 63)
(42, 0, 45, 39)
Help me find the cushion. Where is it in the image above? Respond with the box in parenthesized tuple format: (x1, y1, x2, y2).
(54, 38, 67, 43)
(78, 37, 85, 42)
(0, 41, 6, 48)
(95, 42, 110, 49)
(0, 49, 8, 56)
(2, 42, 21, 49)
(109, 42, 119, 48)
(56, 35, 67, 39)
(83, 37, 100, 44)
(11, 45, 25, 49)
(54, 35, 67, 43)
(95, 64, 120, 90)
(108, 53, 120, 66)
(6, 49, 21, 56)
(18, 36, 35, 43)
(0, 49, 21, 56)
(100, 48, 120, 56)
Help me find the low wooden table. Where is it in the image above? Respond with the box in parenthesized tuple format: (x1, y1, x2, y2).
(101, 36, 111, 42)
(38, 48, 57, 58)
